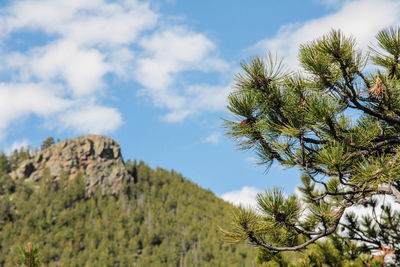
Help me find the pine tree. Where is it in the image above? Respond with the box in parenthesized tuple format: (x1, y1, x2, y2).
(41, 137, 55, 151)
(0, 152, 10, 174)
(222, 27, 400, 264)
(18, 242, 40, 267)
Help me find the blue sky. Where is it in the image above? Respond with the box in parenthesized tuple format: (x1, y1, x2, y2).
(1, 0, 400, 206)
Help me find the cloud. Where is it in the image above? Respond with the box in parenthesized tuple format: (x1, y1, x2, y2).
(185, 84, 232, 112)
(135, 27, 232, 122)
(4, 139, 30, 155)
(220, 186, 262, 208)
(248, 0, 400, 69)
(6, 40, 109, 97)
(0, 0, 159, 138)
(160, 84, 232, 122)
(204, 132, 221, 144)
(58, 105, 123, 134)
(295, 185, 400, 225)
(221, 184, 400, 237)
(4, 0, 158, 47)
(346, 194, 400, 219)
(0, 0, 233, 139)
(0, 82, 72, 139)
(136, 26, 216, 90)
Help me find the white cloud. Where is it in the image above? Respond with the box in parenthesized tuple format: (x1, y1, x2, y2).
(221, 184, 400, 239)
(58, 105, 123, 134)
(0, 0, 157, 138)
(4, 0, 157, 47)
(139, 27, 216, 75)
(160, 84, 232, 122)
(346, 194, 400, 219)
(185, 84, 232, 112)
(0, 0, 233, 139)
(5, 139, 30, 155)
(0, 82, 72, 139)
(249, 0, 400, 69)
(2, 0, 397, 142)
(294, 185, 400, 228)
(135, 26, 218, 91)
(107, 48, 135, 79)
(204, 132, 221, 144)
(221, 186, 262, 208)
(7, 41, 109, 97)
(135, 27, 232, 122)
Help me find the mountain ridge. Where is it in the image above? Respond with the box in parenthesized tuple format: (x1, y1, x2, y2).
(0, 135, 256, 266)
(12, 135, 131, 196)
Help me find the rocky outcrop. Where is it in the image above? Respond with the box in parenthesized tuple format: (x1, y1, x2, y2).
(14, 135, 132, 195)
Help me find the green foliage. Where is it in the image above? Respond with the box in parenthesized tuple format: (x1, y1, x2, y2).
(293, 236, 384, 267)
(249, 235, 385, 266)
(0, 156, 256, 266)
(18, 242, 41, 267)
(341, 198, 400, 265)
(9, 147, 31, 171)
(0, 152, 10, 175)
(223, 27, 400, 265)
(41, 137, 55, 151)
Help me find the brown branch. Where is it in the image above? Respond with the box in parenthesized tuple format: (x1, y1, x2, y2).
(300, 127, 306, 167)
(326, 117, 340, 141)
(338, 58, 400, 124)
(337, 167, 353, 187)
(350, 98, 400, 123)
(357, 70, 371, 89)
(346, 136, 400, 158)
(251, 129, 284, 162)
(304, 169, 329, 192)
(303, 137, 326, 145)
(247, 206, 346, 252)
(306, 164, 352, 177)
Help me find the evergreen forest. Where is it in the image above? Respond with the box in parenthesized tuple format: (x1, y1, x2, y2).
(0, 142, 390, 266)
(0, 148, 256, 266)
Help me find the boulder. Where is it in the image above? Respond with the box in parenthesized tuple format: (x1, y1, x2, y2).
(14, 135, 132, 196)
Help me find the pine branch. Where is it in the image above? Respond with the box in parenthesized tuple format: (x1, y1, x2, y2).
(223, 27, 400, 261)
(247, 205, 347, 252)
(346, 136, 400, 158)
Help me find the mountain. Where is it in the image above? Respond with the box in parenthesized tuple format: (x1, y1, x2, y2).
(13, 135, 131, 196)
(0, 135, 256, 266)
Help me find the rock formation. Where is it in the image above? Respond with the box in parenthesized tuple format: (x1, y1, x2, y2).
(14, 135, 132, 195)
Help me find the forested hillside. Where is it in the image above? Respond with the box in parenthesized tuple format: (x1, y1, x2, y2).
(0, 137, 256, 266)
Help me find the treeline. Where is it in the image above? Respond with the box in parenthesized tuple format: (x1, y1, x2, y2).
(0, 148, 255, 266)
